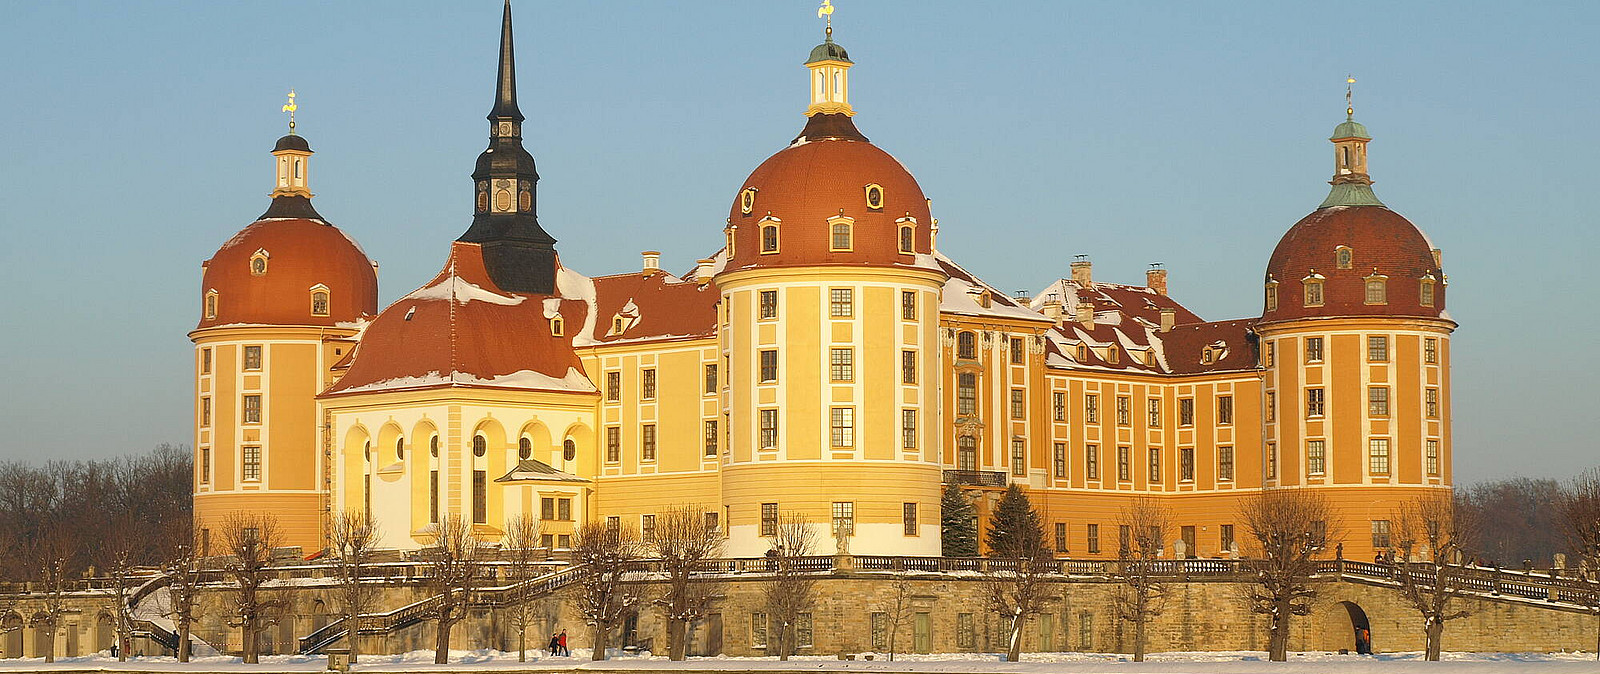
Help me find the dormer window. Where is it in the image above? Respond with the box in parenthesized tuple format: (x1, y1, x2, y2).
(897, 217, 916, 254)
(1264, 280, 1279, 312)
(864, 183, 884, 210)
(1364, 272, 1388, 305)
(760, 221, 780, 253)
(1076, 344, 1088, 361)
(250, 249, 269, 276)
(725, 224, 736, 258)
(1336, 246, 1353, 270)
(829, 216, 854, 251)
(550, 316, 565, 336)
(1303, 273, 1325, 307)
(611, 316, 627, 335)
(1104, 347, 1120, 364)
(1419, 275, 1436, 307)
(740, 188, 757, 215)
(310, 285, 330, 317)
(1143, 350, 1157, 367)
(204, 290, 218, 319)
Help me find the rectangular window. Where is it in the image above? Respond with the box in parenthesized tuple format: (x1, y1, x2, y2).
(641, 369, 657, 399)
(831, 502, 855, 536)
(903, 502, 918, 536)
(830, 407, 855, 448)
(1221, 524, 1235, 552)
(606, 427, 620, 463)
(1305, 336, 1324, 363)
(759, 350, 778, 382)
(1368, 386, 1389, 416)
(759, 290, 778, 319)
(243, 345, 262, 370)
(704, 364, 718, 394)
(201, 348, 212, 374)
(1085, 394, 1099, 423)
(1148, 448, 1162, 482)
(704, 420, 719, 457)
(830, 348, 854, 382)
(1053, 442, 1067, 479)
(760, 503, 778, 537)
(705, 511, 720, 532)
(871, 613, 888, 652)
(956, 613, 976, 650)
(1117, 446, 1131, 481)
(641, 424, 657, 461)
(1010, 389, 1025, 419)
(1148, 398, 1161, 427)
(429, 470, 439, 523)
(1052, 392, 1066, 422)
(1010, 337, 1025, 364)
(901, 409, 917, 450)
(1368, 335, 1389, 362)
(1424, 338, 1438, 364)
(901, 350, 916, 384)
(1267, 442, 1278, 479)
(201, 397, 211, 427)
(242, 394, 262, 424)
(1265, 284, 1279, 311)
(1426, 388, 1439, 418)
(1307, 439, 1326, 475)
(200, 447, 211, 484)
(1267, 391, 1277, 422)
(1218, 446, 1234, 481)
(1217, 395, 1233, 425)
(606, 371, 621, 402)
(759, 409, 778, 449)
(1179, 398, 1194, 426)
(1086, 523, 1102, 554)
(1426, 440, 1440, 476)
(1116, 396, 1130, 426)
(1085, 444, 1099, 480)
(796, 612, 813, 648)
(1369, 438, 1391, 475)
(901, 290, 916, 320)
(541, 497, 555, 520)
(559, 498, 571, 521)
(1306, 387, 1325, 417)
(1055, 522, 1068, 553)
(956, 372, 977, 415)
(829, 288, 854, 318)
(1179, 447, 1195, 482)
(472, 470, 487, 524)
(605, 517, 620, 534)
(1371, 520, 1392, 549)
(1119, 525, 1131, 554)
(1011, 439, 1026, 476)
(541, 534, 554, 549)
(641, 514, 656, 540)
(751, 613, 768, 649)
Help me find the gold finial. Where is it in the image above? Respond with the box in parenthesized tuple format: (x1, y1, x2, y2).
(1345, 75, 1356, 120)
(818, 0, 835, 40)
(282, 90, 298, 133)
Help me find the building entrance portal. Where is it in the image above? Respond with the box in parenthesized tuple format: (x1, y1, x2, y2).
(1340, 601, 1373, 654)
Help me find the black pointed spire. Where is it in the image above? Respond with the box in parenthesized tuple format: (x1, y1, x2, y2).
(457, 0, 557, 295)
(489, 0, 524, 123)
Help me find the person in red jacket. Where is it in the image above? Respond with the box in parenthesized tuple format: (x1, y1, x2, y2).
(558, 629, 569, 657)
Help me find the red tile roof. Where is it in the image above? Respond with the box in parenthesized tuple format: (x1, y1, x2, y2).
(1263, 205, 1447, 324)
(197, 217, 377, 329)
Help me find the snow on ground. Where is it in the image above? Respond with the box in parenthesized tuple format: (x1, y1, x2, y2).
(2, 649, 1597, 672)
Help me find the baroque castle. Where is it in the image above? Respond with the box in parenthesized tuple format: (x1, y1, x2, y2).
(190, 3, 1453, 561)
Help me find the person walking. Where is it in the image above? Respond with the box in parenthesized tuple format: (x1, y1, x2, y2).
(548, 633, 561, 657)
(558, 629, 569, 656)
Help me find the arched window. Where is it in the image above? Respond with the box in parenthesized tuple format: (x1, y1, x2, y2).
(1365, 277, 1388, 305)
(725, 226, 736, 257)
(899, 225, 915, 254)
(204, 291, 218, 319)
(293, 158, 303, 181)
(563, 439, 576, 462)
(1419, 278, 1436, 307)
(957, 331, 977, 360)
(311, 287, 330, 316)
(430, 435, 439, 458)
(472, 435, 487, 458)
(395, 436, 405, 461)
(518, 437, 531, 461)
(831, 222, 852, 251)
(250, 250, 269, 276)
(1264, 281, 1279, 312)
(1303, 278, 1325, 307)
(476, 182, 489, 213)
(761, 224, 779, 253)
(1336, 246, 1354, 270)
(550, 316, 564, 336)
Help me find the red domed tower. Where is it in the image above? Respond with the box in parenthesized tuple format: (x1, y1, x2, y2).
(1256, 89, 1454, 559)
(715, 19, 947, 556)
(190, 121, 378, 552)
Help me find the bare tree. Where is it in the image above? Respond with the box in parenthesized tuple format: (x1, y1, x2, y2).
(877, 572, 915, 661)
(1458, 477, 1565, 566)
(1561, 467, 1600, 660)
(983, 484, 1054, 662)
(648, 505, 725, 661)
(26, 522, 75, 663)
(1391, 493, 1478, 661)
(1113, 498, 1170, 662)
(1239, 488, 1336, 662)
(421, 514, 483, 664)
(327, 509, 382, 663)
(571, 519, 642, 661)
(502, 514, 543, 662)
(219, 512, 284, 664)
(97, 515, 143, 661)
(160, 519, 204, 663)
(764, 512, 818, 661)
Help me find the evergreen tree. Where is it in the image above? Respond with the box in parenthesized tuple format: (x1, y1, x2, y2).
(940, 483, 979, 556)
(985, 484, 1047, 559)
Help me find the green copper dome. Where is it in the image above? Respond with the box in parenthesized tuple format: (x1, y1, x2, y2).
(1331, 119, 1370, 140)
(807, 39, 851, 64)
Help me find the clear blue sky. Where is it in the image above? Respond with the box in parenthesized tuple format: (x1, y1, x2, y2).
(1, 1, 1594, 485)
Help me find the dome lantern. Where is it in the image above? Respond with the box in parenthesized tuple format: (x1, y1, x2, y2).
(1320, 76, 1384, 209)
(806, 1, 854, 117)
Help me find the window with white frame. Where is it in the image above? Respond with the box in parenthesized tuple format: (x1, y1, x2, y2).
(1369, 438, 1391, 475)
(830, 407, 855, 448)
(1307, 440, 1326, 475)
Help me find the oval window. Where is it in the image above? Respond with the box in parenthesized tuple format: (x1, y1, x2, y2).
(865, 184, 884, 210)
(430, 435, 439, 458)
(563, 439, 576, 462)
(395, 437, 405, 461)
(740, 188, 757, 215)
(472, 436, 487, 458)
(518, 437, 532, 461)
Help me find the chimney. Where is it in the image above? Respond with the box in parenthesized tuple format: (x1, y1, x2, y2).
(695, 258, 716, 284)
(1147, 263, 1168, 296)
(641, 251, 660, 276)
(1076, 300, 1095, 328)
(1159, 307, 1176, 333)
(1070, 255, 1092, 287)
(1041, 293, 1064, 323)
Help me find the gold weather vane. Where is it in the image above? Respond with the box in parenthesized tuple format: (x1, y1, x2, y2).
(818, 0, 835, 39)
(1345, 75, 1356, 119)
(282, 90, 298, 133)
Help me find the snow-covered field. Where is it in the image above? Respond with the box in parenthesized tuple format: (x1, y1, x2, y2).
(1, 649, 1596, 672)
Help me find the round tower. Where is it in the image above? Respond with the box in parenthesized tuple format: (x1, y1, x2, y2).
(1257, 94, 1453, 559)
(191, 123, 378, 553)
(715, 27, 947, 556)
